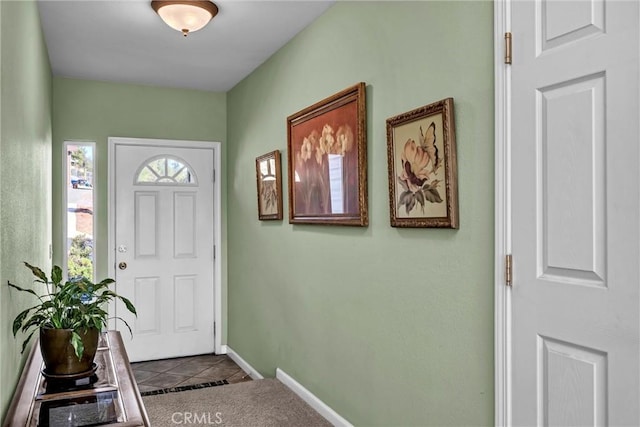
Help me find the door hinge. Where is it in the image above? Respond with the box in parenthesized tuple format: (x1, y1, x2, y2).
(505, 254, 513, 287)
(212, 169, 216, 183)
(213, 245, 216, 260)
(505, 32, 512, 65)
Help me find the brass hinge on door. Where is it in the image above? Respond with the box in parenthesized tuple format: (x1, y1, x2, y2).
(505, 254, 513, 287)
(505, 32, 512, 64)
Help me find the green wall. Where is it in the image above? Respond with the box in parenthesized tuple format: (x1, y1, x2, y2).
(227, 2, 494, 425)
(51, 77, 228, 339)
(0, 0, 52, 419)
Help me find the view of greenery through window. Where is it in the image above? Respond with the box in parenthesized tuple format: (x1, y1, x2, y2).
(66, 144, 94, 280)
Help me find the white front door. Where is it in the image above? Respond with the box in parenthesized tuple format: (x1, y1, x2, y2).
(510, 0, 639, 425)
(112, 142, 215, 362)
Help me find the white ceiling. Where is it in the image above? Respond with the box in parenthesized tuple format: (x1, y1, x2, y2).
(37, 0, 334, 92)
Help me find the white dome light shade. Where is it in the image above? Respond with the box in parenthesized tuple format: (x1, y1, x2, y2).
(151, 1, 218, 37)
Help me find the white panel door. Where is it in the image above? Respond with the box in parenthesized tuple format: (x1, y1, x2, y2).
(114, 144, 215, 362)
(510, 0, 639, 425)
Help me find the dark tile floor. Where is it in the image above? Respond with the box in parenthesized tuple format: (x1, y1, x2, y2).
(131, 354, 251, 393)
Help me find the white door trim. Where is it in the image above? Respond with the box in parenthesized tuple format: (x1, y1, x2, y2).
(107, 136, 224, 355)
(494, 1, 511, 426)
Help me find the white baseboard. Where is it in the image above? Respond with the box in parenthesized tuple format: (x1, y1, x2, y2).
(218, 344, 228, 355)
(276, 368, 352, 427)
(226, 347, 264, 380)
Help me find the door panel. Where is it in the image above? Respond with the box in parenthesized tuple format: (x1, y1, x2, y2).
(114, 144, 215, 362)
(134, 276, 161, 335)
(538, 73, 606, 287)
(174, 275, 197, 331)
(135, 192, 158, 258)
(539, 0, 604, 53)
(174, 192, 197, 258)
(538, 336, 607, 426)
(510, 0, 639, 425)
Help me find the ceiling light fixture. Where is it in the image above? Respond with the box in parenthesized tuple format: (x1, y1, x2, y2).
(151, 1, 218, 37)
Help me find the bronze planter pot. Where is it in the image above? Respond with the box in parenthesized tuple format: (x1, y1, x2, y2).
(39, 328, 99, 375)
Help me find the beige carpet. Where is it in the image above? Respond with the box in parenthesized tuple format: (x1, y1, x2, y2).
(142, 378, 332, 426)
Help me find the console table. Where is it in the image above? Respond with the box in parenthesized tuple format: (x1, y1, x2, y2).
(3, 330, 149, 426)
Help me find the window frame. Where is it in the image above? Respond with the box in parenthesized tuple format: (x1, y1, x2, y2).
(63, 140, 96, 282)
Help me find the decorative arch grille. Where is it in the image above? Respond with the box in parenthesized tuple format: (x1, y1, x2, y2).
(135, 155, 197, 185)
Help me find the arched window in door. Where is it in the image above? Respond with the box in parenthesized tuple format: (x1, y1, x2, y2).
(135, 155, 198, 185)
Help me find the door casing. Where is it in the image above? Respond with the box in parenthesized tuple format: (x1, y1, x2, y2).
(494, 1, 511, 425)
(107, 136, 224, 355)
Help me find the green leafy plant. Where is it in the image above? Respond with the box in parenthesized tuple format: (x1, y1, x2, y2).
(8, 262, 136, 359)
(68, 234, 93, 280)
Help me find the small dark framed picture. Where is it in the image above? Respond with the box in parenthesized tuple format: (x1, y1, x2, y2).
(255, 150, 283, 220)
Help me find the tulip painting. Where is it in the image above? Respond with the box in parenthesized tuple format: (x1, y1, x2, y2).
(386, 98, 459, 228)
(293, 122, 356, 216)
(287, 83, 368, 226)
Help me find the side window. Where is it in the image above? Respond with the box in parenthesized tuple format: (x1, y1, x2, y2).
(64, 142, 95, 281)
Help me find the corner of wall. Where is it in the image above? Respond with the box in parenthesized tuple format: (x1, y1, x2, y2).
(0, 0, 53, 421)
(0, 0, 4, 419)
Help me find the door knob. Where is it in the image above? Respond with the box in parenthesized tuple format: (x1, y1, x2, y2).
(118, 262, 127, 270)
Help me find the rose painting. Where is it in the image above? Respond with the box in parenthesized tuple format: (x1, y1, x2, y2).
(386, 98, 459, 228)
(393, 113, 447, 217)
(287, 83, 368, 226)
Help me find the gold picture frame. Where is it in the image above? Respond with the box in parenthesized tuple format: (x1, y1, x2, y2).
(256, 150, 283, 220)
(386, 98, 459, 228)
(287, 83, 368, 226)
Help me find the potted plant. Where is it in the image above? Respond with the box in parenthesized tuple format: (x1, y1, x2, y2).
(8, 262, 136, 376)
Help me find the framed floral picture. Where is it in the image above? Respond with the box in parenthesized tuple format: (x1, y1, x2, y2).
(255, 150, 283, 220)
(386, 98, 459, 228)
(287, 83, 368, 226)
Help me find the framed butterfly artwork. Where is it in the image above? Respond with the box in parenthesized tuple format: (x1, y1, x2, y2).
(386, 98, 459, 228)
